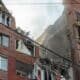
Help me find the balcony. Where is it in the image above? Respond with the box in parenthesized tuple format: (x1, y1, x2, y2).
(16, 61, 34, 80)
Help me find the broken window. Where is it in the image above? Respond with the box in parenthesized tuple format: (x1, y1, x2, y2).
(23, 40, 34, 56)
(16, 40, 19, 49)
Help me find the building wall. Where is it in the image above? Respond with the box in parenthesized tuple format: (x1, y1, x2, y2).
(68, 67, 74, 80)
(34, 64, 56, 80)
(0, 71, 8, 80)
(37, 10, 71, 62)
(36, 0, 80, 79)
(8, 56, 16, 80)
(0, 24, 38, 80)
(0, 2, 40, 80)
(63, 0, 80, 79)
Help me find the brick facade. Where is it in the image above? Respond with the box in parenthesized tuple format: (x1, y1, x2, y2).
(0, 1, 39, 80)
(63, 0, 80, 79)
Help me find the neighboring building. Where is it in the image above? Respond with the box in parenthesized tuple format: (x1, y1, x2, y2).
(64, 0, 80, 79)
(37, 0, 80, 80)
(37, 10, 71, 60)
(37, 10, 73, 80)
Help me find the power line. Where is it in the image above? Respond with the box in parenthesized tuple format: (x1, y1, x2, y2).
(2, 0, 80, 5)
(3, 2, 80, 5)
(1, 23, 80, 68)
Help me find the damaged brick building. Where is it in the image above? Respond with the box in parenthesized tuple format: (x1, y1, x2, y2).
(0, 1, 40, 80)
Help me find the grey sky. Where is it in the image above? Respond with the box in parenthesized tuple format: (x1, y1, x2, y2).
(3, 0, 64, 39)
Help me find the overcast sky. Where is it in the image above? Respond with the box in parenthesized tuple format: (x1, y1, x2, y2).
(3, 0, 64, 39)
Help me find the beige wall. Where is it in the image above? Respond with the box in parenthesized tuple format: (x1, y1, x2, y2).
(37, 10, 71, 61)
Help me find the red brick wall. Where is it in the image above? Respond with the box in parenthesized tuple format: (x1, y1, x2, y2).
(0, 24, 16, 50)
(0, 3, 40, 80)
(63, 0, 80, 79)
(8, 56, 16, 80)
(35, 46, 40, 57)
(0, 71, 8, 80)
(10, 16, 16, 30)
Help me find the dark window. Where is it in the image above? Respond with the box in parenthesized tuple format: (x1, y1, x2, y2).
(16, 71, 21, 76)
(44, 70, 47, 80)
(76, 12, 80, 39)
(23, 40, 34, 56)
(77, 27, 80, 39)
(0, 35, 1, 45)
(16, 40, 19, 49)
(76, 12, 80, 21)
(7, 17, 9, 26)
(1, 13, 11, 26)
(0, 34, 9, 47)
(2, 13, 5, 24)
(49, 73, 51, 80)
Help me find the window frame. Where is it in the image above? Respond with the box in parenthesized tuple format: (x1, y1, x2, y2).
(2, 13, 5, 24)
(77, 27, 80, 39)
(0, 12, 11, 27)
(76, 11, 80, 21)
(0, 55, 8, 71)
(0, 34, 10, 47)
